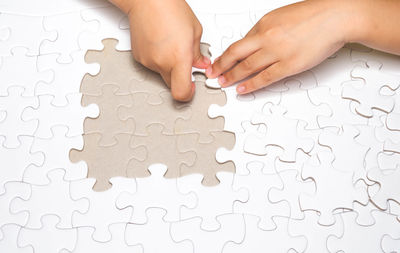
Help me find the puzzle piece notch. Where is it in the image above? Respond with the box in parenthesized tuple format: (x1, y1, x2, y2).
(208, 85, 281, 133)
(0, 14, 56, 56)
(0, 86, 38, 148)
(127, 123, 196, 179)
(232, 165, 289, 230)
(327, 211, 400, 253)
(177, 130, 236, 186)
(22, 93, 99, 139)
(246, 104, 314, 162)
(171, 213, 245, 253)
(0, 224, 32, 253)
(0, 135, 44, 193)
(79, 6, 131, 51)
(268, 168, 315, 220)
(308, 86, 367, 130)
(69, 176, 136, 242)
(215, 121, 265, 175)
(125, 208, 192, 253)
(174, 81, 227, 143)
(342, 61, 400, 118)
(0, 181, 31, 227)
(367, 167, 400, 210)
(82, 84, 135, 146)
(288, 210, 343, 253)
(41, 12, 98, 63)
(318, 125, 369, 175)
(310, 47, 365, 96)
(279, 79, 331, 129)
(116, 165, 196, 224)
(69, 133, 146, 191)
(177, 172, 247, 230)
(35, 50, 100, 106)
(118, 92, 191, 136)
(18, 214, 77, 253)
(223, 214, 306, 253)
(23, 126, 86, 185)
(73, 223, 142, 253)
(11, 169, 89, 229)
(0, 47, 53, 96)
(300, 151, 369, 225)
(81, 38, 148, 97)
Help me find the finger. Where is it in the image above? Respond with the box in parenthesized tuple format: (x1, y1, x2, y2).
(159, 71, 171, 88)
(206, 36, 260, 79)
(219, 49, 277, 87)
(192, 40, 211, 69)
(236, 62, 286, 94)
(170, 58, 195, 102)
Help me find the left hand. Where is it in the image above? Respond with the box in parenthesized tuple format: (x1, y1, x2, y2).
(206, 0, 357, 94)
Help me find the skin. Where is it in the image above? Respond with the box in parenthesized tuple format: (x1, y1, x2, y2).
(111, 0, 400, 100)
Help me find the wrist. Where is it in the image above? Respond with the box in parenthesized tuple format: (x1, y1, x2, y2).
(333, 0, 371, 44)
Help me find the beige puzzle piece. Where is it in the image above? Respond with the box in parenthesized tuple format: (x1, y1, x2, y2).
(82, 84, 135, 146)
(127, 124, 196, 178)
(69, 133, 146, 191)
(174, 77, 226, 143)
(80, 39, 148, 96)
(118, 91, 191, 136)
(73, 38, 236, 190)
(177, 131, 236, 186)
(129, 69, 170, 105)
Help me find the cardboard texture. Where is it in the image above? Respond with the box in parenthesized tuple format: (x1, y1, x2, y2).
(70, 39, 235, 191)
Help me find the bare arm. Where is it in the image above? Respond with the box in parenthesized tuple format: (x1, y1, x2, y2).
(207, 0, 400, 94)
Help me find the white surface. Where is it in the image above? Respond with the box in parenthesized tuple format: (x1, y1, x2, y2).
(1, 1, 400, 252)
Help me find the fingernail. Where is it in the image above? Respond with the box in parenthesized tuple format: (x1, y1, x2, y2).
(206, 66, 213, 77)
(237, 85, 246, 93)
(218, 75, 226, 85)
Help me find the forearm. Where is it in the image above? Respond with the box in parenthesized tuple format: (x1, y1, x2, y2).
(343, 0, 400, 55)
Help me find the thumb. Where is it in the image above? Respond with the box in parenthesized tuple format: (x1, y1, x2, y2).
(170, 58, 195, 102)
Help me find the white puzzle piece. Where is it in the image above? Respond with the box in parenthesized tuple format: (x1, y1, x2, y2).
(177, 172, 247, 230)
(11, 169, 88, 229)
(70, 177, 136, 242)
(125, 208, 192, 253)
(223, 214, 306, 253)
(116, 165, 196, 224)
(171, 213, 246, 253)
(41, 12, 98, 63)
(0, 47, 53, 96)
(18, 215, 77, 253)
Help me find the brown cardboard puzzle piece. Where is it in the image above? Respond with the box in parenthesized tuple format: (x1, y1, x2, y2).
(127, 123, 196, 179)
(71, 38, 236, 190)
(177, 131, 236, 186)
(81, 84, 135, 146)
(80, 38, 148, 96)
(129, 68, 170, 105)
(118, 91, 191, 136)
(174, 78, 226, 143)
(69, 133, 146, 191)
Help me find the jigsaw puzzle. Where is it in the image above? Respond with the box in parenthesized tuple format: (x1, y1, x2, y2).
(1, 0, 400, 252)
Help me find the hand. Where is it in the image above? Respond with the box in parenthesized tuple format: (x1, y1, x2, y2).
(206, 0, 357, 94)
(114, 0, 210, 101)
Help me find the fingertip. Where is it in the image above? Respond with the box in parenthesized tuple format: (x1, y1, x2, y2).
(236, 84, 247, 94)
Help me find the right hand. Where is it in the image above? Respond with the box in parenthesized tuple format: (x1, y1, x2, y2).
(122, 0, 210, 101)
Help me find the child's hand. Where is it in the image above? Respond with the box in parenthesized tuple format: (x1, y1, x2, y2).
(206, 0, 357, 94)
(114, 0, 210, 101)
